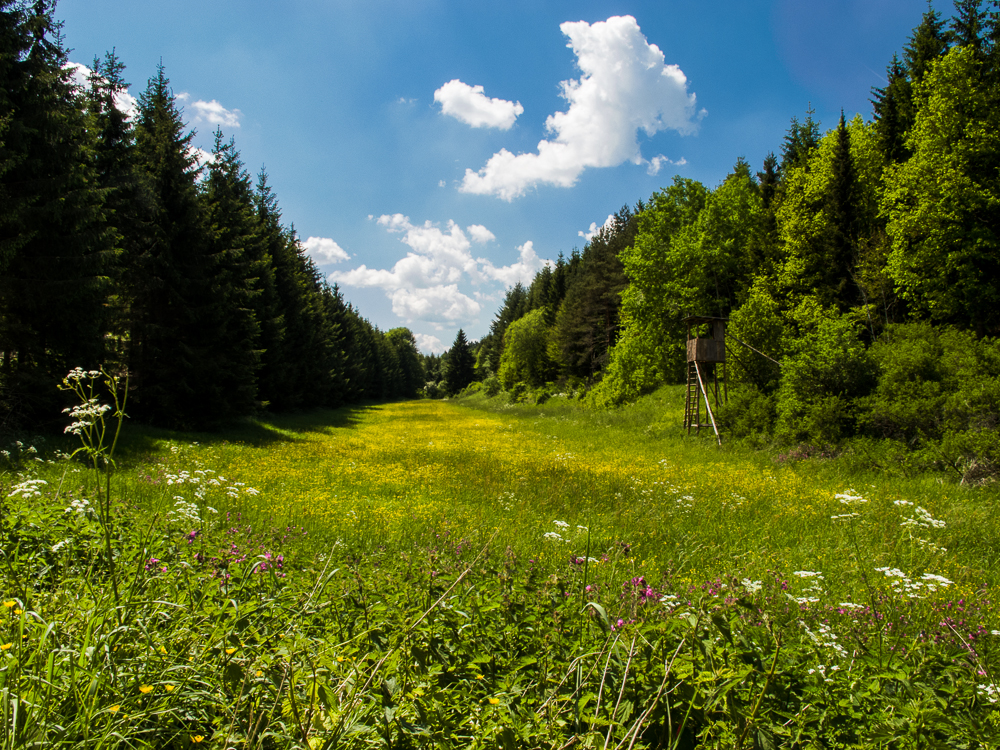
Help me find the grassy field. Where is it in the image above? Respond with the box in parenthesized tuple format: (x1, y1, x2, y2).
(2, 384, 999, 748)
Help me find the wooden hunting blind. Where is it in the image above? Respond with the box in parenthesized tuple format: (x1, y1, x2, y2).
(684, 315, 727, 444)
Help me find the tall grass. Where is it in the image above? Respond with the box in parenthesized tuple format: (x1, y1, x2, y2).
(1, 385, 998, 747)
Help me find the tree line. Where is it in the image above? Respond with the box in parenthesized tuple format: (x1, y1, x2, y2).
(447, 1, 1000, 479)
(0, 0, 424, 430)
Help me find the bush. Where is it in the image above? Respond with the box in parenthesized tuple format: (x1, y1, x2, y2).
(716, 385, 776, 445)
(482, 376, 502, 398)
(775, 300, 876, 445)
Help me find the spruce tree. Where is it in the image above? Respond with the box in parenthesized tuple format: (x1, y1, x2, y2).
(824, 111, 859, 308)
(444, 329, 475, 394)
(950, 0, 987, 51)
(780, 106, 821, 175)
(203, 130, 267, 416)
(904, 3, 949, 80)
(131, 63, 238, 427)
(0, 0, 114, 424)
(871, 54, 914, 163)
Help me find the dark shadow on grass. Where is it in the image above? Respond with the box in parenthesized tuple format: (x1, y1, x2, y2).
(109, 401, 397, 467)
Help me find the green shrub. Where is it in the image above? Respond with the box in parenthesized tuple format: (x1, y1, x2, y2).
(482, 375, 501, 398)
(775, 300, 876, 445)
(716, 384, 776, 445)
(858, 322, 1000, 481)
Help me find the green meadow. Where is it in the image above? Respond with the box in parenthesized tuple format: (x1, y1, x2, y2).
(2, 384, 999, 748)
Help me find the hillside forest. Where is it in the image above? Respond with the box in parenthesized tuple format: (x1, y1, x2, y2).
(430, 1, 1000, 483)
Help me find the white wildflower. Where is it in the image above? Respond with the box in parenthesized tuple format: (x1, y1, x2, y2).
(8, 479, 47, 499)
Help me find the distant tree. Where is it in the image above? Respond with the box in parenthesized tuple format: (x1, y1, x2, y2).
(385, 327, 423, 397)
(443, 329, 475, 394)
(553, 205, 635, 378)
(479, 283, 529, 374)
(780, 105, 821, 176)
(498, 310, 555, 389)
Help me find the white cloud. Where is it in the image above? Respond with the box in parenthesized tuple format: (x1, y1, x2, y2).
(330, 214, 553, 328)
(389, 285, 480, 323)
(304, 236, 350, 264)
(480, 241, 553, 287)
(64, 62, 139, 119)
(414, 333, 445, 354)
(460, 15, 699, 200)
(579, 214, 615, 241)
(434, 79, 524, 130)
(646, 154, 687, 175)
(467, 224, 496, 244)
(190, 98, 242, 128)
(188, 146, 216, 173)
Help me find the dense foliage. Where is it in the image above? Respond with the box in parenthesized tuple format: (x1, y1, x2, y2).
(0, 0, 420, 430)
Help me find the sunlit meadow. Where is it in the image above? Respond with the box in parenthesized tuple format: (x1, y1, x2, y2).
(2, 380, 999, 748)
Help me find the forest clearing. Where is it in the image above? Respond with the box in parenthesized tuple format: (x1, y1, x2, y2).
(3, 384, 999, 748)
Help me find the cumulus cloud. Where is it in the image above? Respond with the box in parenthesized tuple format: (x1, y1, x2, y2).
(64, 62, 139, 119)
(460, 15, 699, 200)
(434, 79, 524, 130)
(579, 214, 615, 241)
(304, 237, 350, 264)
(467, 224, 496, 244)
(329, 214, 552, 328)
(480, 241, 552, 287)
(189, 98, 242, 128)
(414, 333, 446, 354)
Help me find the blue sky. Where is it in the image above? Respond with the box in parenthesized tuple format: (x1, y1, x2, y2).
(58, 0, 949, 352)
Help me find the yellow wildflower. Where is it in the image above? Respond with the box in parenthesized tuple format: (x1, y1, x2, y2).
(0, 643, 11, 651)
(165, 684, 175, 692)
(108, 705, 120, 713)
(191, 736, 205, 744)
(488, 697, 499, 705)
(139, 685, 154, 694)
(225, 647, 237, 655)
(2, 601, 14, 608)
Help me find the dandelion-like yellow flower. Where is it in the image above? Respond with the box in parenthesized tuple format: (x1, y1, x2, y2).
(476, 674, 484, 680)
(255, 670, 263, 677)
(191, 736, 204, 744)
(336, 656, 344, 663)
(2, 601, 14, 608)
(159, 646, 167, 654)
(139, 685, 154, 694)
(488, 697, 499, 705)
(225, 647, 237, 655)
(108, 705, 120, 713)
(0, 643, 11, 651)
(165, 684, 175, 692)
(13, 609, 21, 615)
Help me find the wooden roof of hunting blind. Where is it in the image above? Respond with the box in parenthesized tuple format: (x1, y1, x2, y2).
(683, 315, 728, 364)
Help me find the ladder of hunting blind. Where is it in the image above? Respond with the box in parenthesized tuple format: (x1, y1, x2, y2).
(684, 360, 721, 446)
